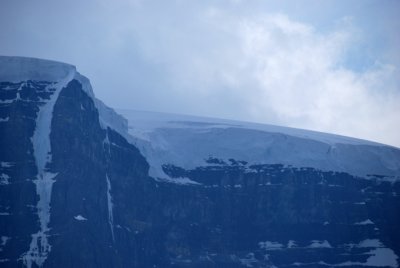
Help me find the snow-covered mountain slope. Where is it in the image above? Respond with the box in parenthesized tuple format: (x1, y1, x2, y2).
(2, 56, 398, 185)
(118, 109, 400, 183)
(2, 56, 400, 268)
(0, 56, 127, 133)
(0, 56, 130, 267)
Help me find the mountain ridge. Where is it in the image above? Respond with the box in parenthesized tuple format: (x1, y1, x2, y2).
(1, 56, 399, 267)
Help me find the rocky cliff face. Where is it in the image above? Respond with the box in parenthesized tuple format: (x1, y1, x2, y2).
(0, 56, 399, 267)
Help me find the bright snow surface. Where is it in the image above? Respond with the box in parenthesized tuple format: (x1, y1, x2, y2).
(117, 109, 400, 183)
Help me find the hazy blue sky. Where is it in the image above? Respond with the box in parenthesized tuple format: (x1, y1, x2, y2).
(1, 0, 399, 146)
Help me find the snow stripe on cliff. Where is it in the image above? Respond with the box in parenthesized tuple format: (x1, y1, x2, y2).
(106, 174, 115, 242)
(103, 131, 115, 243)
(21, 67, 75, 268)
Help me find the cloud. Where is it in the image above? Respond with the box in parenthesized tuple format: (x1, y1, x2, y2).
(234, 14, 400, 145)
(127, 8, 399, 146)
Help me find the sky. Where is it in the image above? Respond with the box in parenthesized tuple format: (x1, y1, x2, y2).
(1, 0, 399, 147)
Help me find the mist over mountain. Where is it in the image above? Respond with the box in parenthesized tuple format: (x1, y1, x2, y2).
(0, 56, 399, 267)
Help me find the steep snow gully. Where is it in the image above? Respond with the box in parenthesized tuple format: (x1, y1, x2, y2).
(0, 57, 119, 267)
(22, 67, 74, 267)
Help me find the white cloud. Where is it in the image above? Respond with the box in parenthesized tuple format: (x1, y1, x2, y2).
(234, 14, 400, 146)
(131, 9, 400, 146)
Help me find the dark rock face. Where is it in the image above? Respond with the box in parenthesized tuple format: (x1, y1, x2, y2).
(0, 80, 55, 265)
(44, 79, 157, 267)
(1, 78, 400, 267)
(46, 80, 115, 267)
(161, 163, 400, 267)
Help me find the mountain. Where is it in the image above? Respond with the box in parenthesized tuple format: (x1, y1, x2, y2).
(0, 56, 399, 268)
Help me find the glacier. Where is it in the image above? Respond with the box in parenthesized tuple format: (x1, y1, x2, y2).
(118, 109, 400, 183)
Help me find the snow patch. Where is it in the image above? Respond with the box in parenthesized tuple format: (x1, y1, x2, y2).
(355, 219, 374, 225)
(0, 162, 13, 168)
(157, 176, 201, 185)
(0, 99, 13, 104)
(358, 239, 384, 248)
(287, 240, 297, 248)
(325, 239, 398, 267)
(259, 241, 284, 250)
(22, 173, 57, 267)
(0, 236, 10, 251)
(74, 215, 87, 221)
(239, 253, 258, 267)
(308, 240, 332, 248)
(0, 173, 10, 185)
(363, 248, 399, 267)
(333, 248, 398, 267)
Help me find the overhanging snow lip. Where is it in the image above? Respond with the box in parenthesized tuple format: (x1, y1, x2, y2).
(0, 55, 76, 83)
